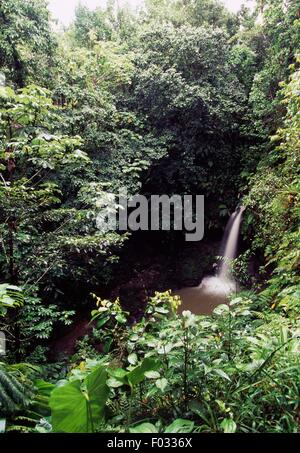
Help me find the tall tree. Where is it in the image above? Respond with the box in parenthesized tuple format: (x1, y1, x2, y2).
(0, 0, 57, 87)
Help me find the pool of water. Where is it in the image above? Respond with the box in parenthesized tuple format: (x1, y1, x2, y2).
(176, 276, 238, 315)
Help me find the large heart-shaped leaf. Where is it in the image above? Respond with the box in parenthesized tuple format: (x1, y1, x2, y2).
(50, 366, 109, 433)
(50, 380, 88, 433)
(86, 366, 110, 424)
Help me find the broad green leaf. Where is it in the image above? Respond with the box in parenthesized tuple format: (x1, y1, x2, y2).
(129, 423, 158, 433)
(108, 368, 128, 379)
(86, 366, 109, 424)
(115, 314, 127, 324)
(50, 366, 108, 433)
(144, 371, 160, 379)
(127, 358, 160, 387)
(50, 380, 88, 433)
(104, 337, 113, 353)
(213, 304, 230, 316)
(165, 419, 194, 433)
(155, 378, 168, 392)
(128, 353, 138, 365)
(35, 379, 56, 397)
(106, 377, 124, 388)
(220, 418, 237, 433)
(96, 316, 110, 328)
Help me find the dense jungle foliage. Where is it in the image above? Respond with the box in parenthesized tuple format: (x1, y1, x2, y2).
(0, 0, 299, 434)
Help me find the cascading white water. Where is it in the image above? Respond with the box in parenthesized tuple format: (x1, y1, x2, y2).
(176, 206, 245, 314)
(218, 206, 246, 282)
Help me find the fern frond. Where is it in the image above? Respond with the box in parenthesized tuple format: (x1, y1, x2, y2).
(5, 424, 36, 433)
(0, 366, 35, 415)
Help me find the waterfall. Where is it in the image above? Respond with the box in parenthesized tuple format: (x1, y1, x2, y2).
(176, 205, 245, 315)
(218, 206, 245, 282)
